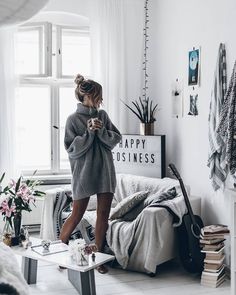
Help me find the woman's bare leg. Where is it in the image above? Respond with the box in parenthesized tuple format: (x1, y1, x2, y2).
(59, 198, 90, 243)
(95, 193, 113, 252)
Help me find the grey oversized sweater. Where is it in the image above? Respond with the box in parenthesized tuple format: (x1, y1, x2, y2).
(64, 103, 121, 200)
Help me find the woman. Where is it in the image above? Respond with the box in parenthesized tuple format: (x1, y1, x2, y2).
(59, 74, 121, 274)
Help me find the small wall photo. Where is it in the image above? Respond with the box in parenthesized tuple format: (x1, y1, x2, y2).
(188, 47, 200, 86)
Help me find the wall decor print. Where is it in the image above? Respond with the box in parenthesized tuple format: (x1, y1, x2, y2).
(188, 94, 198, 116)
(171, 79, 183, 118)
(188, 47, 200, 86)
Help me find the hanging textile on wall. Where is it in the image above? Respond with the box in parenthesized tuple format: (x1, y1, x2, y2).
(217, 61, 236, 178)
(207, 43, 228, 191)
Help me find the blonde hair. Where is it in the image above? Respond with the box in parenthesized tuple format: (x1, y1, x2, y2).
(74, 74, 102, 105)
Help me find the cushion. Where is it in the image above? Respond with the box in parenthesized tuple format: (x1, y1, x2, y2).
(143, 187, 177, 206)
(109, 191, 149, 220)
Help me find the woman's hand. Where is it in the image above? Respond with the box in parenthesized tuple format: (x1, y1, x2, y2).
(87, 118, 103, 131)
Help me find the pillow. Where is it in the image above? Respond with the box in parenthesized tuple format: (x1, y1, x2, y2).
(122, 201, 145, 222)
(109, 191, 149, 220)
(143, 187, 177, 206)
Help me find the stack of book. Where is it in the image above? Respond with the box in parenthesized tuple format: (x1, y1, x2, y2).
(200, 224, 229, 288)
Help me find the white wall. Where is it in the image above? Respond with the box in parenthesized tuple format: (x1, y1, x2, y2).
(149, 0, 235, 235)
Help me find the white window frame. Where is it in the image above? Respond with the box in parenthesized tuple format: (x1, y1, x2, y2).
(56, 25, 90, 79)
(16, 23, 89, 179)
(18, 22, 52, 78)
(18, 78, 74, 177)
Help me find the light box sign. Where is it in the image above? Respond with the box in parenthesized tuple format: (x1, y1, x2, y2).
(112, 135, 165, 178)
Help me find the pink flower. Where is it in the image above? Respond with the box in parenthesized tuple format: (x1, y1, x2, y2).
(0, 199, 16, 217)
(8, 179, 16, 189)
(16, 183, 31, 200)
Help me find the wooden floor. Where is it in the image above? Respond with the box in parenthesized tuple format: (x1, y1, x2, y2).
(16, 256, 230, 295)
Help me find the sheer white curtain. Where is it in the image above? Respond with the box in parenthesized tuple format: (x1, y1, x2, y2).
(89, 0, 144, 134)
(0, 28, 17, 182)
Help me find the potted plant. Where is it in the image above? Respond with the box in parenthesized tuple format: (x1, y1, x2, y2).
(121, 97, 158, 135)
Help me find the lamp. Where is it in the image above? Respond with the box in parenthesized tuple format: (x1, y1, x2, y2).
(0, 0, 49, 27)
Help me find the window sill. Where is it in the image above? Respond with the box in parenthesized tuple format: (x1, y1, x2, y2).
(24, 174, 71, 185)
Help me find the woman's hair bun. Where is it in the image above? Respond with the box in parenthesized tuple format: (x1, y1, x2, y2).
(74, 74, 84, 85)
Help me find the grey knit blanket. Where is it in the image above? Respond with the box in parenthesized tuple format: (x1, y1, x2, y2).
(207, 43, 228, 190)
(107, 186, 186, 273)
(217, 61, 236, 177)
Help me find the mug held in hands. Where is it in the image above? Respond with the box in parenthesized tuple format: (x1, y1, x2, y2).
(88, 118, 103, 130)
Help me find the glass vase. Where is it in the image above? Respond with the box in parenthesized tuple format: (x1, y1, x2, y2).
(2, 220, 12, 246)
(75, 251, 89, 266)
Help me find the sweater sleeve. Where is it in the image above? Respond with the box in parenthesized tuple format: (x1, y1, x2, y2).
(64, 117, 95, 159)
(96, 112, 121, 150)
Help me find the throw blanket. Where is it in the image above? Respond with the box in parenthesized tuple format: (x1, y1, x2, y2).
(217, 61, 236, 177)
(107, 185, 187, 273)
(207, 43, 228, 191)
(0, 243, 29, 295)
(40, 187, 71, 240)
(40, 187, 96, 243)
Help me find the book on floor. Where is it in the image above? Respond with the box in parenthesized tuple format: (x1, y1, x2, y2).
(202, 242, 225, 252)
(201, 274, 226, 288)
(204, 255, 225, 265)
(205, 252, 224, 260)
(200, 238, 225, 245)
(201, 264, 225, 278)
(201, 224, 229, 235)
(200, 233, 225, 240)
(204, 264, 225, 273)
(204, 262, 224, 271)
(201, 245, 225, 254)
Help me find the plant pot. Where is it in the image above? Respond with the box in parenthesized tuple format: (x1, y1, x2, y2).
(140, 123, 154, 136)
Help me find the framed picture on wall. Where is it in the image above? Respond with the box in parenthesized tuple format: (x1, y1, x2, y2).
(188, 47, 200, 86)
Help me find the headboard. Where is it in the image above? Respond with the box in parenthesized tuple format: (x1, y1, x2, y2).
(112, 134, 166, 178)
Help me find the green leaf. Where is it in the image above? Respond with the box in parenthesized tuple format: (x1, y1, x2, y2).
(8, 198, 13, 207)
(9, 189, 15, 195)
(32, 170, 38, 176)
(15, 176, 22, 194)
(120, 100, 144, 122)
(132, 101, 144, 121)
(0, 172, 5, 184)
(149, 100, 153, 122)
(3, 186, 9, 193)
(139, 97, 145, 113)
(150, 104, 158, 122)
(34, 190, 45, 196)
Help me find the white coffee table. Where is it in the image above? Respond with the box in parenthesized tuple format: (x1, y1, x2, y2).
(12, 237, 115, 295)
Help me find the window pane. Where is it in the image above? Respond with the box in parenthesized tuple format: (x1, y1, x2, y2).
(15, 27, 45, 75)
(59, 87, 77, 170)
(61, 29, 91, 76)
(16, 87, 51, 171)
